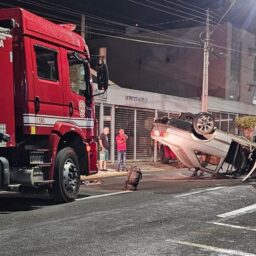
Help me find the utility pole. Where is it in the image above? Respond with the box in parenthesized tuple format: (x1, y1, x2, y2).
(81, 14, 86, 39)
(201, 9, 210, 112)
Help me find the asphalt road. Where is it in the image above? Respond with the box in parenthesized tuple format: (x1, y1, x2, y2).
(0, 167, 256, 256)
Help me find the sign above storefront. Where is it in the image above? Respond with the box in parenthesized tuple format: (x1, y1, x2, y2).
(125, 95, 148, 104)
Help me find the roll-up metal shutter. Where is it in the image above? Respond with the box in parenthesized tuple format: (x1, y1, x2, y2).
(220, 113, 228, 132)
(158, 111, 168, 119)
(95, 105, 100, 137)
(115, 107, 135, 160)
(211, 111, 220, 130)
(169, 112, 181, 118)
(103, 106, 112, 157)
(229, 114, 237, 134)
(136, 110, 155, 159)
(95, 105, 100, 124)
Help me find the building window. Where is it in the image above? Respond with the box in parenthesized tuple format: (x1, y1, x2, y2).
(34, 46, 59, 81)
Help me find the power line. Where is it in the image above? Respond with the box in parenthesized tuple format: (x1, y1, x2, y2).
(158, 0, 219, 22)
(144, 0, 215, 23)
(211, 0, 237, 35)
(211, 42, 256, 57)
(17, 0, 203, 46)
(10, 0, 241, 52)
(88, 31, 204, 49)
(3, 1, 202, 48)
(176, 0, 217, 16)
(175, 0, 221, 20)
(127, 0, 214, 27)
(2, 0, 246, 55)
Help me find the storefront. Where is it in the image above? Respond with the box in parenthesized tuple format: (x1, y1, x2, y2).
(94, 83, 256, 163)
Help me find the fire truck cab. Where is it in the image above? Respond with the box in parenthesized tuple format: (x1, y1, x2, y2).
(0, 8, 108, 202)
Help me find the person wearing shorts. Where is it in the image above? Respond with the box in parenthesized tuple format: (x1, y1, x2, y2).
(99, 127, 110, 171)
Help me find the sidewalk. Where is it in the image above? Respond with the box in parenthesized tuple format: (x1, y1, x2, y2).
(81, 161, 179, 181)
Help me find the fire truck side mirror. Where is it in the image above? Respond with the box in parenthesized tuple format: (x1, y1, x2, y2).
(97, 63, 109, 90)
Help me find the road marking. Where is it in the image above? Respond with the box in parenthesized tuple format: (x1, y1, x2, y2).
(76, 191, 133, 201)
(217, 204, 256, 218)
(174, 186, 224, 198)
(210, 222, 256, 232)
(166, 239, 256, 256)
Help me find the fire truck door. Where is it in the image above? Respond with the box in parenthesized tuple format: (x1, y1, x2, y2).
(66, 52, 93, 120)
(0, 32, 15, 146)
(31, 41, 64, 126)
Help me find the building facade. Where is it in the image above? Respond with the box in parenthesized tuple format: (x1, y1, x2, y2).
(94, 83, 256, 163)
(89, 22, 256, 104)
(89, 23, 256, 162)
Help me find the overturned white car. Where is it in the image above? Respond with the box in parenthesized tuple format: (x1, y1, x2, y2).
(151, 112, 256, 180)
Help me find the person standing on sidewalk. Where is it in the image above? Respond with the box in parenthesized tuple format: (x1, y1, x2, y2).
(99, 127, 110, 171)
(116, 129, 128, 172)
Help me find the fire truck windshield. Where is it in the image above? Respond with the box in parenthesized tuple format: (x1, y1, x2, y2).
(68, 52, 92, 105)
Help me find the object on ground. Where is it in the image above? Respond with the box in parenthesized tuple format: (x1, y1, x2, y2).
(125, 166, 142, 191)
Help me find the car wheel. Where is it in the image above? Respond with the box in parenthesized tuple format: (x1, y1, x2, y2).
(49, 147, 80, 203)
(193, 112, 215, 135)
(179, 112, 194, 123)
(159, 145, 170, 164)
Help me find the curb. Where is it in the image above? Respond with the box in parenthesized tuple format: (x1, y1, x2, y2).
(81, 169, 128, 181)
(81, 163, 178, 181)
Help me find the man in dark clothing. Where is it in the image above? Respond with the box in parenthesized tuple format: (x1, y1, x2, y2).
(99, 127, 110, 171)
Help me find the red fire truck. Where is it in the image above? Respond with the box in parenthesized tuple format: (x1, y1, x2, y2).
(0, 8, 109, 202)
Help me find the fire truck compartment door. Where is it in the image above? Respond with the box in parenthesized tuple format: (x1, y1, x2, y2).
(0, 33, 15, 147)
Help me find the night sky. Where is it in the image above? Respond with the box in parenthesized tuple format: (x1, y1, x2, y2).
(1, 0, 256, 35)
(1, 0, 256, 96)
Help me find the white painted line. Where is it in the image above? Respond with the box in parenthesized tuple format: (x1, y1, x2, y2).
(76, 191, 133, 201)
(174, 186, 224, 198)
(210, 222, 256, 232)
(0, 191, 17, 194)
(166, 239, 256, 256)
(217, 204, 256, 218)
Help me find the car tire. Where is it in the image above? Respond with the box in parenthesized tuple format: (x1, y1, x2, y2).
(193, 112, 215, 135)
(179, 112, 194, 123)
(49, 147, 80, 203)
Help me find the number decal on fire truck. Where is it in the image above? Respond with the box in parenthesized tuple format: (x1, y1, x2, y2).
(0, 39, 4, 48)
(79, 100, 85, 118)
(36, 116, 45, 124)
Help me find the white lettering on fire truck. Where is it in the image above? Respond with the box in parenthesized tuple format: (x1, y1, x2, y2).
(0, 39, 4, 48)
(36, 116, 45, 124)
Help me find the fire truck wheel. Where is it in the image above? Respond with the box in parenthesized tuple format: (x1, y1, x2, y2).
(159, 145, 170, 164)
(193, 112, 215, 135)
(49, 147, 80, 203)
